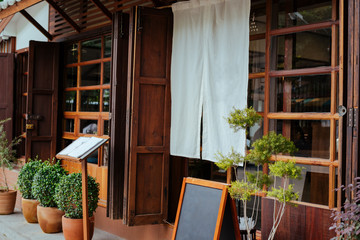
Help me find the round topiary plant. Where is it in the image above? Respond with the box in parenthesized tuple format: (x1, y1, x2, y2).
(32, 162, 67, 207)
(55, 173, 99, 219)
(17, 158, 48, 199)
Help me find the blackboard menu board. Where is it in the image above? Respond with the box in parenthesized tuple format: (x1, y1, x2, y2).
(172, 178, 240, 240)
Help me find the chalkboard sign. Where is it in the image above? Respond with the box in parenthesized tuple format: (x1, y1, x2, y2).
(172, 178, 240, 240)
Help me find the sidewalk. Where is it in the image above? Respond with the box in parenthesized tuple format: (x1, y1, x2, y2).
(0, 210, 125, 240)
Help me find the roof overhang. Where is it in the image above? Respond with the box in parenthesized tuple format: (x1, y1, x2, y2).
(0, 0, 42, 20)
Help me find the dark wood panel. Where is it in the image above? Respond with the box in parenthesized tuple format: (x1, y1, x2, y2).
(138, 84, 165, 146)
(261, 198, 335, 240)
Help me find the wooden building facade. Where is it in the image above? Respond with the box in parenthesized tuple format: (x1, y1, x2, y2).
(0, 0, 359, 239)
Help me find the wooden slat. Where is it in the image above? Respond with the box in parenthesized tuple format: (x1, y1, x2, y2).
(90, 0, 113, 21)
(267, 112, 339, 120)
(270, 21, 339, 36)
(269, 66, 338, 78)
(270, 155, 339, 167)
(46, 0, 81, 33)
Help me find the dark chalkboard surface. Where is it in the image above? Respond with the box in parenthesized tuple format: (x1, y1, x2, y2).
(172, 178, 240, 240)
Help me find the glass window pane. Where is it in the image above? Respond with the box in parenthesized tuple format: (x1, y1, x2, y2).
(62, 139, 74, 149)
(81, 38, 101, 62)
(286, 164, 329, 206)
(64, 119, 74, 132)
(80, 119, 98, 134)
(249, 39, 266, 73)
(247, 120, 263, 148)
(248, 78, 265, 112)
(272, 1, 332, 29)
(104, 120, 109, 135)
(103, 61, 111, 84)
(80, 90, 100, 112)
(270, 75, 331, 113)
(65, 67, 77, 88)
(87, 150, 98, 164)
(65, 91, 77, 112)
(80, 64, 101, 86)
(102, 143, 109, 166)
(66, 43, 78, 64)
(269, 119, 330, 159)
(103, 89, 110, 112)
(104, 35, 112, 58)
(272, 29, 331, 70)
(250, 0, 266, 35)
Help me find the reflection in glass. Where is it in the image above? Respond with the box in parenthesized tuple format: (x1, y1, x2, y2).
(250, 0, 266, 35)
(63, 139, 73, 149)
(270, 75, 331, 112)
(66, 43, 78, 64)
(248, 78, 265, 112)
(270, 119, 330, 159)
(247, 120, 263, 148)
(65, 67, 77, 88)
(80, 119, 97, 134)
(273, 1, 332, 29)
(102, 143, 109, 166)
(272, 29, 331, 70)
(81, 38, 101, 62)
(104, 35, 112, 58)
(80, 90, 100, 112)
(104, 120, 109, 135)
(103, 89, 110, 112)
(249, 39, 266, 73)
(287, 164, 329, 206)
(65, 91, 77, 111)
(64, 119, 74, 132)
(87, 150, 98, 165)
(80, 64, 101, 86)
(103, 61, 111, 84)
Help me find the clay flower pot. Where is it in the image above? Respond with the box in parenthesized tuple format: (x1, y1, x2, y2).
(0, 190, 17, 215)
(62, 215, 95, 240)
(37, 205, 64, 233)
(22, 198, 40, 223)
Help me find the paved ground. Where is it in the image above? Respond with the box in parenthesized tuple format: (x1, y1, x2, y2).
(0, 209, 124, 240)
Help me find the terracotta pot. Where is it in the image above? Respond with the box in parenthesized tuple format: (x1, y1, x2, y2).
(62, 215, 95, 240)
(22, 198, 40, 223)
(37, 205, 64, 233)
(0, 190, 17, 215)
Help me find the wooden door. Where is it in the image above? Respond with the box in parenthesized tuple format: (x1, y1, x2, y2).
(126, 7, 172, 226)
(25, 41, 60, 161)
(0, 53, 15, 143)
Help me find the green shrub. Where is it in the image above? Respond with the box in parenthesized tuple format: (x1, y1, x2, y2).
(55, 173, 99, 219)
(32, 161, 67, 207)
(17, 158, 48, 199)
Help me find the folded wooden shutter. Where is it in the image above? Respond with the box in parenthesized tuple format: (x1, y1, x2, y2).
(0, 54, 15, 144)
(126, 7, 172, 226)
(25, 41, 59, 161)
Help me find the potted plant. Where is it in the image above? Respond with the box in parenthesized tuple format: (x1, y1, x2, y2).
(55, 173, 99, 240)
(330, 177, 360, 240)
(17, 157, 48, 223)
(32, 161, 67, 233)
(216, 107, 302, 240)
(0, 118, 21, 215)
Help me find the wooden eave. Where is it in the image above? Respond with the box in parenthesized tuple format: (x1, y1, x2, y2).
(0, 15, 13, 33)
(0, 0, 43, 20)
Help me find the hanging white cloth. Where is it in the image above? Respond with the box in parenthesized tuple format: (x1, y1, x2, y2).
(170, 0, 250, 162)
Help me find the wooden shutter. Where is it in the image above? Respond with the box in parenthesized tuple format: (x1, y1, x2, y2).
(0, 54, 14, 143)
(107, 12, 130, 220)
(126, 7, 172, 226)
(25, 41, 60, 161)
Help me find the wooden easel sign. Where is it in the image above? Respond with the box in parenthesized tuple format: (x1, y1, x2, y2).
(172, 178, 241, 240)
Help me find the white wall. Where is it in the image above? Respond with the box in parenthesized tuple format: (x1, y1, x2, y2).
(2, 1, 49, 50)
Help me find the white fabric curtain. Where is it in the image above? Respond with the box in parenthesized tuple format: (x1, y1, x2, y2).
(170, 0, 250, 162)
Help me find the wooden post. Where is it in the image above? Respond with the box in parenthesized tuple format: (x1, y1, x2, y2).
(82, 159, 90, 240)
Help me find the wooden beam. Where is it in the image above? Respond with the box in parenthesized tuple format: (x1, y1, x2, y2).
(0, 0, 42, 20)
(89, 0, 112, 21)
(45, 0, 81, 33)
(20, 10, 53, 40)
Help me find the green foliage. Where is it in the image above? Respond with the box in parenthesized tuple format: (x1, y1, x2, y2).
(227, 107, 262, 133)
(32, 162, 67, 207)
(0, 118, 21, 191)
(215, 147, 245, 170)
(55, 173, 100, 219)
(269, 161, 303, 179)
(267, 184, 299, 203)
(251, 132, 297, 162)
(228, 180, 259, 201)
(246, 171, 273, 189)
(17, 157, 49, 199)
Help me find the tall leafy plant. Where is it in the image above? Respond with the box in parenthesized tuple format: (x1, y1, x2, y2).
(216, 107, 302, 240)
(0, 118, 21, 192)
